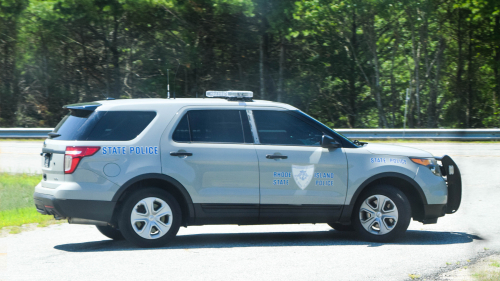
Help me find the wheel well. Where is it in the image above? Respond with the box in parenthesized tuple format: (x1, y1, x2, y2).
(359, 177, 425, 222)
(112, 178, 192, 227)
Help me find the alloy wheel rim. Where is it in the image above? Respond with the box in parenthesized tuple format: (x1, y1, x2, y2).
(130, 197, 173, 239)
(359, 195, 398, 235)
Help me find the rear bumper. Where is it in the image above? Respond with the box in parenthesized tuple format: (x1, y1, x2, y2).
(33, 192, 116, 223)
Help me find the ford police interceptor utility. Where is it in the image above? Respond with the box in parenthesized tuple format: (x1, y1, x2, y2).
(33, 91, 462, 248)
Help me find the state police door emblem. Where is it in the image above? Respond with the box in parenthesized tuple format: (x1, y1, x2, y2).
(292, 165, 315, 190)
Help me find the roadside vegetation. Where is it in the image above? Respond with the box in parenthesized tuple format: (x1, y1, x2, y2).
(0, 173, 56, 230)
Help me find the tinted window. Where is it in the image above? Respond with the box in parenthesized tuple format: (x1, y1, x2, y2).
(172, 114, 190, 142)
(173, 110, 250, 143)
(53, 110, 102, 140)
(52, 110, 155, 141)
(86, 111, 156, 141)
(253, 110, 323, 146)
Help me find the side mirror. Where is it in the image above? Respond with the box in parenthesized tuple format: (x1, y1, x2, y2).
(321, 135, 341, 149)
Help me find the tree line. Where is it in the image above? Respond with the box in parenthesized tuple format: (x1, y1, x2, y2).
(1, 0, 499, 128)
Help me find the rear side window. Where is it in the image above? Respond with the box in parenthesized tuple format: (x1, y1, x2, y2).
(53, 111, 156, 141)
(172, 110, 253, 143)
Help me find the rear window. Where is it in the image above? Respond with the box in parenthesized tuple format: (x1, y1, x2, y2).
(53, 110, 156, 141)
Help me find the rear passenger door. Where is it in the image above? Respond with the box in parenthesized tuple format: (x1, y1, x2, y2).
(162, 109, 259, 224)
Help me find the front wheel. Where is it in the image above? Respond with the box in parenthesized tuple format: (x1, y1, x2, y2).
(118, 188, 182, 248)
(353, 185, 411, 243)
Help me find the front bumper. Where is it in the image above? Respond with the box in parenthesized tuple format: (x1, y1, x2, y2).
(33, 192, 116, 223)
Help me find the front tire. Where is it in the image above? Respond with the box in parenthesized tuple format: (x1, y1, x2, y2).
(118, 188, 182, 248)
(353, 185, 411, 243)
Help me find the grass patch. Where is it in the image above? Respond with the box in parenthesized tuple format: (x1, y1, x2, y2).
(0, 173, 42, 212)
(490, 260, 500, 268)
(472, 271, 500, 281)
(0, 173, 57, 231)
(0, 207, 54, 229)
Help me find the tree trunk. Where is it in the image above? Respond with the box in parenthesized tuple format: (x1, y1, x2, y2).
(427, 37, 445, 128)
(494, 15, 500, 122)
(456, 9, 465, 127)
(466, 22, 473, 127)
(277, 36, 285, 102)
(390, 35, 398, 128)
(111, 17, 121, 98)
(364, 13, 389, 128)
(348, 8, 358, 128)
(409, 16, 421, 127)
(259, 34, 265, 100)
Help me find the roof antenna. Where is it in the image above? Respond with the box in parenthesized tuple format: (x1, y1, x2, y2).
(167, 69, 170, 99)
(172, 59, 180, 99)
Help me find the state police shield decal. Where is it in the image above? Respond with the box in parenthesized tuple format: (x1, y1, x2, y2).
(292, 165, 315, 190)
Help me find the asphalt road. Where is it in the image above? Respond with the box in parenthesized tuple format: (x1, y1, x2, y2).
(0, 141, 499, 280)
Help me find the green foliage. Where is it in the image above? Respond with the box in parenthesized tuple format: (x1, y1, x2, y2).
(0, 0, 499, 128)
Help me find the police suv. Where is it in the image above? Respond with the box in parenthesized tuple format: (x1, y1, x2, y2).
(33, 91, 462, 248)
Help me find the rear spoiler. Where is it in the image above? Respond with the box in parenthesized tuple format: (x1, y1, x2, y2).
(63, 102, 101, 111)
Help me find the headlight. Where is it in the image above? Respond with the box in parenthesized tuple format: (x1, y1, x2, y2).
(410, 157, 441, 177)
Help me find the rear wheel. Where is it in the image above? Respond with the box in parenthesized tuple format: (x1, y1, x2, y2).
(96, 225, 124, 240)
(118, 188, 181, 248)
(353, 185, 411, 243)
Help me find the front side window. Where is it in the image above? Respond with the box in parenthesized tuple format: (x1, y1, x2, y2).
(253, 110, 323, 146)
(172, 110, 253, 143)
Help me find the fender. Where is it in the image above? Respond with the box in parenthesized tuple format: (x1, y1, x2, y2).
(338, 172, 427, 223)
(112, 173, 195, 223)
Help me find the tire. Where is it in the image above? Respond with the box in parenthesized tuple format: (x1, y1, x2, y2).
(96, 225, 124, 240)
(352, 185, 411, 243)
(328, 223, 355, 232)
(118, 188, 182, 248)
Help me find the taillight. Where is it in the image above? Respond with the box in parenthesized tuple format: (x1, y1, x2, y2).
(64, 146, 100, 174)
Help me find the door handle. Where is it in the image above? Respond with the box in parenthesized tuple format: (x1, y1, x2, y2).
(266, 154, 288, 159)
(170, 152, 193, 157)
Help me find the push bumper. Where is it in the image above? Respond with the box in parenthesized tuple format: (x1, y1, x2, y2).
(419, 155, 462, 224)
(436, 155, 462, 214)
(33, 192, 116, 223)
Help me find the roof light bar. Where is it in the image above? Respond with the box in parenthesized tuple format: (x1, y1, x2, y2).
(206, 91, 253, 98)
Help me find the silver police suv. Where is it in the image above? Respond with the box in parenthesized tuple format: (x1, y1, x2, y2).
(34, 91, 462, 247)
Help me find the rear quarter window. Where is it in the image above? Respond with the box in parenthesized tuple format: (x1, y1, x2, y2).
(53, 111, 156, 141)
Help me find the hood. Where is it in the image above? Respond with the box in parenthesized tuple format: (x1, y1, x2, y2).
(363, 143, 433, 158)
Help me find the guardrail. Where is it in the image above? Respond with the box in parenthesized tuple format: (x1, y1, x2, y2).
(1, 128, 499, 140)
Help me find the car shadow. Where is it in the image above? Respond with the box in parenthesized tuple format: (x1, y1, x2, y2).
(54, 229, 484, 252)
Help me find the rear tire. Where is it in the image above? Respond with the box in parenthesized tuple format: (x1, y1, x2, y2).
(328, 223, 354, 232)
(352, 184, 411, 243)
(118, 188, 181, 248)
(96, 225, 124, 240)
